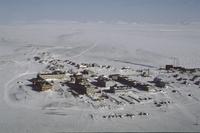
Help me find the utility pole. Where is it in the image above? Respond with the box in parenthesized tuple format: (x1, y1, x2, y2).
(171, 57, 179, 67)
(194, 115, 199, 126)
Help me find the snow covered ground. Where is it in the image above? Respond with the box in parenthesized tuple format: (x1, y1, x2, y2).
(0, 22, 200, 132)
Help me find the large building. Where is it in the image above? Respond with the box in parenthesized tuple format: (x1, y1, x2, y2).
(30, 71, 70, 91)
(30, 78, 53, 91)
(37, 71, 67, 81)
(109, 74, 153, 91)
(69, 73, 99, 100)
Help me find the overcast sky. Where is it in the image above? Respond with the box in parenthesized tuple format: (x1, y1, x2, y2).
(0, 0, 200, 24)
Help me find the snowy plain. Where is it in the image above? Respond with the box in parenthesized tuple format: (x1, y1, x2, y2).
(0, 22, 200, 132)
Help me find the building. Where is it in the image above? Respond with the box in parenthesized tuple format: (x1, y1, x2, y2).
(153, 77, 166, 88)
(69, 73, 99, 99)
(95, 75, 108, 87)
(109, 74, 120, 80)
(165, 65, 174, 70)
(30, 78, 53, 91)
(30, 71, 69, 91)
(37, 71, 67, 81)
(134, 82, 152, 91)
(74, 73, 84, 84)
(109, 74, 152, 91)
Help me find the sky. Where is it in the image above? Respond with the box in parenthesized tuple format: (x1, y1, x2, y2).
(0, 0, 200, 24)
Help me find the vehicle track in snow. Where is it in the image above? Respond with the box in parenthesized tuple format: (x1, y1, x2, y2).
(69, 43, 97, 59)
(3, 72, 37, 109)
(3, 44, 40, 109)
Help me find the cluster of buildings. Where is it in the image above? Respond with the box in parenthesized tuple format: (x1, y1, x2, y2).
(29, 66, 157, 101)
(165, 65, 198, 73)
(30, 52, 200, 110)
(109, 74, 154, 91)
(31, 56, 179, 101)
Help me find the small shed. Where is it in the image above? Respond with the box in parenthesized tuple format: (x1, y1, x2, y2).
(109, 74, 120, 81)
(153, 77, 166, 88)
(74, 73, 84, 84)
(166, 65, 174, 70)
